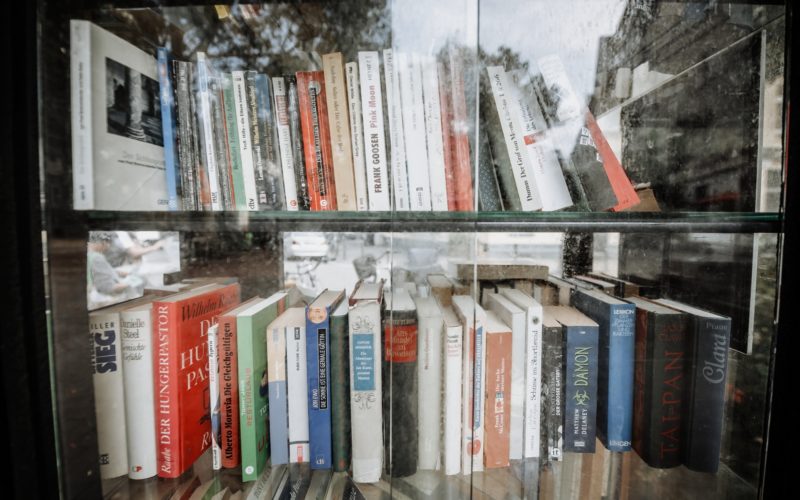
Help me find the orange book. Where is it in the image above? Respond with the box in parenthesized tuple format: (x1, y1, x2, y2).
(484, 311, 512, 468)
(585, 111, 639, 211)
(448, 47, 475, 212)
(296, 71, 337, 211)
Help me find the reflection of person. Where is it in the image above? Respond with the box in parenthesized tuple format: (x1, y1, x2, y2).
(104, 231, 166, 267)
(87, 232, 130, 296)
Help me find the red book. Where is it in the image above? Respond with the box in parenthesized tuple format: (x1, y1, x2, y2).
(296, 71, 337, 211)
(437, 61, 458, 212)
(585, 110, 639, 211)
(483, 312, 512, 468)
(153, 283, 241, 478)
(448, 47, 475, 212)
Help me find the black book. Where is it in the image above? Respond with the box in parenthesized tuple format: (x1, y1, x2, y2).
(286, 75, 311, 210)
(382, 288, 418, 477)
(542, 309, 565, 461)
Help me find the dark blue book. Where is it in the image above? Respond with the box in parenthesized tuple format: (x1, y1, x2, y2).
(306, 289, 345, 469)
(572, 289, 636, 452)
(156, 47, 180, 210)
(550, 306, 599, 453)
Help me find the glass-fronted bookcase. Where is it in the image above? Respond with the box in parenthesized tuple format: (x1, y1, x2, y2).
(14, 0, 794, 498)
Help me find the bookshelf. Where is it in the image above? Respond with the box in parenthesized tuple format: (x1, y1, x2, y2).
(23, 1, 793, 499)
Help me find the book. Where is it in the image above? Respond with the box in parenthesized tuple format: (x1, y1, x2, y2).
(446, 45, 475, 211)
(330, 300, 352, 472)
(190, 76, 212, 210)
(196, 53, 224, 211)
(266, 309, 290, 466)
(272, 76, 300, 210)
(254, 74, 285, 209)
(348, 281, 384, 482)
(306, 289, 346, 469)
(345, 62, 369, 211)
(382, 49, 410, 211)
(437, 61, 458, 212)
(452, 295, 487, 474)
(548, 306, 600, 453)
(421, 57, 449, 211)
(220, 73, 248, 211)
(655, 299, 731, 473)
(209, 72, 234, 210)
(541, 309, 565, 461)
(284, 307, 310, 464)
(358, 51, 391, 211)
(153, 283, 241, 478)
(172, 60, 198, 211)
(383, 288, 419, 477)
(571, 289, 636, 452)
(322, 53, 357, 211)
(572, 275, 617, 294)
(157, 47, 180, 210)
(440, 305, 463, 475)
(456, 259, 549, 281)
(297, 71, 337, 211)
(626, 297, 686, 468)
(398, 53, 432, 211)
(483, 311, 513, 468)
(476, 122, 505, 212)
(286, 76, 312, 210)
(499, 289, 544, 460)
(414, 296, 443, 470)
(238, 292, 288, 481)
(587, 272, 641, 298)
(207, 323, 222, 470)
(70, 20, 168, 210)
(427, 273, 455, 307)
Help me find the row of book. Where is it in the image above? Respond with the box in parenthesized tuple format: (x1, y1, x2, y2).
(90, 267, 730, 489)
(71, 20, 640, 213)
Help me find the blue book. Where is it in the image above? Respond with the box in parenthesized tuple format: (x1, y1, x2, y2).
(156, 47, 180, 210)
(550, 306, 599, 453)
(306, 289, 345, 469)
(572, 289, 636, 452)
(266, 312, 291, 466)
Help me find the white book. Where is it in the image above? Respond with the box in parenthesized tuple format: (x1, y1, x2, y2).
(207, 323, 222, 470)
(69, 20, 168, 211)
(484, 293, 526, 460)
(232, 71, 259, 211)
(382, 49, 410, 211)
(506, 70, 572, 211)
(486, 66, 543, 211)
(440, 306, 463, 475)
(120, 302, 157, 479)
(421, 57, 449, 211)
(284, 307, 310, 463)
(357, 52, 391, 211)
(452, 295, 487, 474)
(345, 62, 369, 211)
(349, 281, 384, 482)
(196, 53, 223, 211)
(500, 288, 544, 459)
(414, 296, 443, 470)
(398, 53, 432, 211)
(271, 77, 299, 210)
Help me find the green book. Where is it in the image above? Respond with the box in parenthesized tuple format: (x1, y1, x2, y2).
(221, 73, 248, 210)
(330, 300, 351, 472)
(238, 291, 287, 481)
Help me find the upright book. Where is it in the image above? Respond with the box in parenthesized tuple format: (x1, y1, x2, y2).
(297, 71, 337, 211)
(440, 305, 464, 475)
(330, 300, 352, 472)
(322, 53, 357, 211)
(156, 47, 181, 210)
(541, 308, 565, 461)
(357, 51, 391, 211)
(271, 76, 300, 210)
(382, 49, 410, 211)
(345, 62, 369, 211)
(414, 295, 443, 470)
(284, 307, 310, 463)
(483, 311, 513, 468)
(207, 324, 222, 470)
(266, 308, 291, 466)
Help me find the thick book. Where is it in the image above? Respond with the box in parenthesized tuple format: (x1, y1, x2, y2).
(549, 306, 599, 453)
(499, 289, 544, 459)
(238, 292, 288, 481)
(231, 71, 260, 211)
(382, 288, 419, 477)
(348, 281, 384, 482)
(157, 47, 181, 210)
(254, 74, 285, 209)
(587, 272, 641, 299)
(383, 49, 410, 211)
(452, 295, 487, 474)
(483, 311, 513, 468)
(421, 57, 449, 211)
(172, 60, 199, 211)
(414, 296, 443, 470)
(330, 300, 352, 472)
(345, 62, 370, 211)
(297, 71, 337, 211)
(440, 305, 463, 475)
(306, 289, 346, 469)
(323, 53, 358, 211)
(271, 76, 300, 210)
(571, 289, 636, 452)
(541, 308, 565, 461)
(196, 53, 224, 211)
(207, 324, 222, 470)
(358, 51, 391, 211)
(284, 307, 310, 463)
(655, 299, 731, 473)
(398, 53, 433, 211)
(286, 75, 311, 210)
(153, 283, 241, 478)
(266, 309, 290, 466)
(572, 275, 617, 295)
(70, 20, 168, 210)
(220, 73, 247, 211)
(446, 45, 475, 211)
(456, 259, 549, 282)
(626, 297, 686, 468)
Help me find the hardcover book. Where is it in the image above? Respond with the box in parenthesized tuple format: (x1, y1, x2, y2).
(330, 300, 352, 472)
(284, 307, 310, 464)
(483, 311, 513, 468)
(414, 296, 444, 470)
(297, 71, 337, 211)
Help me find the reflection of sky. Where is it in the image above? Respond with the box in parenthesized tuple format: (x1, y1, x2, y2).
(391, 0, 477, 55)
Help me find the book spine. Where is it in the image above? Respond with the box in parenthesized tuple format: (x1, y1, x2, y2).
(157, 48, 181, 210)
(272, 76, 300, 210)
(120, 307, 157, 479)
(173, 61, 198, 211)
(382, 49, 410, 211)
(196, 54, 223, 211)
(523, 304, 543, 459)
(447, 46, 475, 212)
(484, 329, 512, 468)
(323, 53, 358, 210)
(542, 324, 564, 461)
(245, 71, 269, 210)
(421, 58, 449, 211)
(297, 71, 338, 211)
(442, 322, 463, 475)
(417, 309, 442, 470)
(683, 317, 730, 473)
(210, 76, 234, 210)
(437, 62, 458, 211)
(345, 63, 370, 211)
(153, 302, 181, 478)
(267, 321, 289, 465)
(221, 74, 247, 210)
(462, 323, 486, 473)
(349, 302, 383, 482)
(90, 310, 129, 479)
(306, 307, 333, 468)
(70, 20, 93, 209)
(287, 76, 311, 210)
(330, 311, 352, 472)
(357, 52, 391, 211)
(606, 304, 636, 451)
(398, 53, 432, 211)
(219, 315, 241, 468)
(382, 308, 419, 477)
(208, 324, 222, 470)
(238, 316, 266, 482)
(231, 71, 258, 210)
(564, 324, 599, 453)
(287, 321, 310, 463)
(480, 72, 520, 211)
(255, 74, 286, 209)
(190, 72, 212, 211)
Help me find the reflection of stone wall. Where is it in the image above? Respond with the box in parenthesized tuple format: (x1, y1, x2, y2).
(125, 69, 146, 140)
